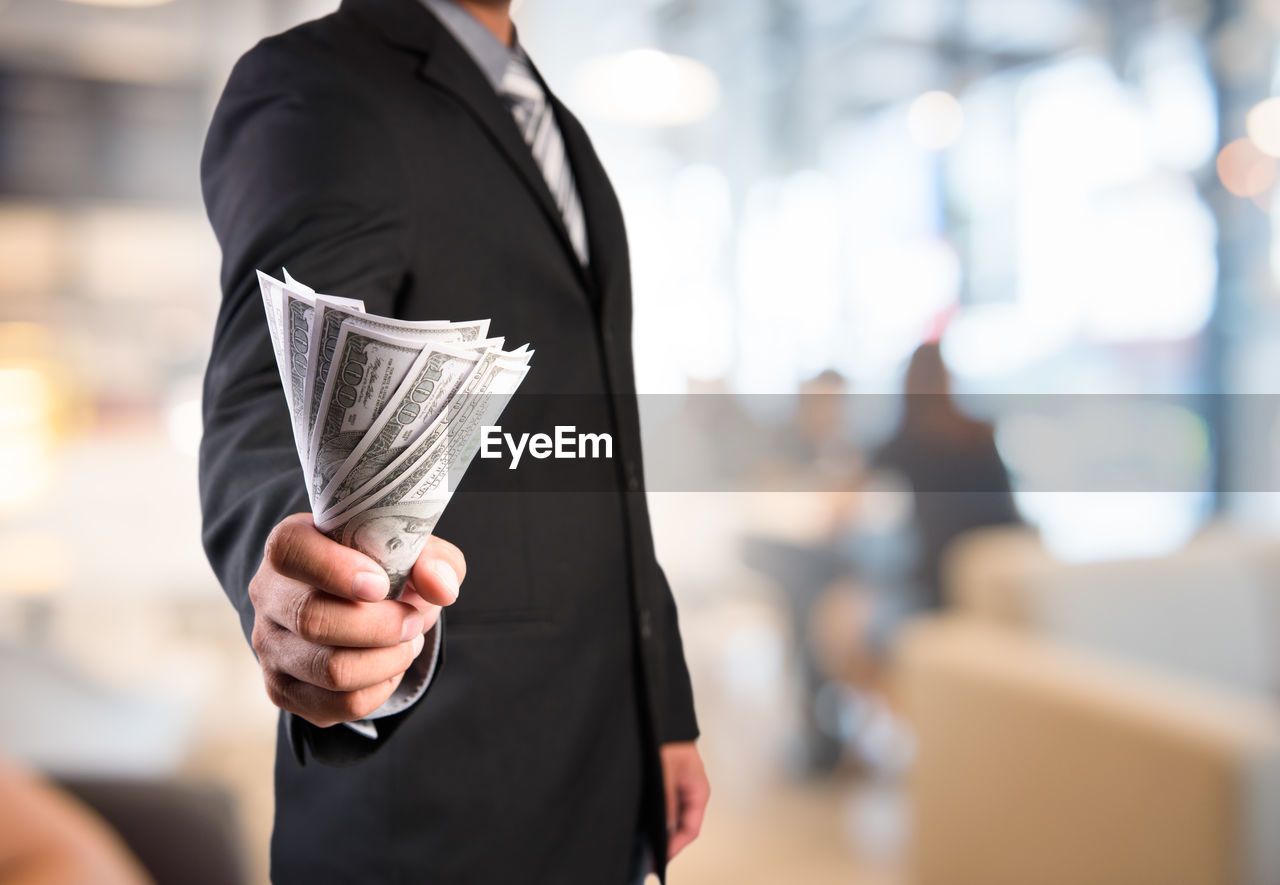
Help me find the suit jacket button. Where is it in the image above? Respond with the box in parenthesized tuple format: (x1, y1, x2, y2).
(625, 460, 640, 491)
(639, 608, 652, 639)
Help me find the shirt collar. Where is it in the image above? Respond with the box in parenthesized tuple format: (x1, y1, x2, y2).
(419, 0, 517, 92)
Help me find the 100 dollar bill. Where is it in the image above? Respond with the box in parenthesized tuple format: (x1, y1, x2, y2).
(317, 341, 498, 511)
(315, 354, 530, 601)
(304, 305, 490, 443)
(256, 268, 532, 589)
(309, 322, 426, 497)
(318, 348, 530, 528)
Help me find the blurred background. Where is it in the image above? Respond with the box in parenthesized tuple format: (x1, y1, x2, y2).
(4, 0, 1280, 882)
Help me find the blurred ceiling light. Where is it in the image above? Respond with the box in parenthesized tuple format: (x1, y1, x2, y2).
(0, 367, 50, 431)
(907, 90, 964, 150)
(0, 366, 54, 514)
(1135, 31, 1218, 172)
(58, 0, 174, 6)
(572, 49, 719, 127)
(942, 304, 1069, 379)
(69, 38, 195, 83)
(1247, 97, 1280, 157)
(1217, 137, 1275, 197)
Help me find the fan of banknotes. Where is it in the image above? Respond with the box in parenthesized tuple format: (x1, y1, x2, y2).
(257, 269, 532, 598)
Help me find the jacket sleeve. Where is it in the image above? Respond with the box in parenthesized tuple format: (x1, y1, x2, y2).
(622, 398, 699, 743)
(652, 558, 699, 743)
(198, 37, 424, 765)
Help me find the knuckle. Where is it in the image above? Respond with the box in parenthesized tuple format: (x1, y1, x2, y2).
(249, 568, 281, 611)
(319, 649, 353, 691)
(291, 594, 329, 643)
(263, 524, 288, 570)
(250, 621, 267, 657)
(262, 669, 288, 709)
(265, 517, 306, 573)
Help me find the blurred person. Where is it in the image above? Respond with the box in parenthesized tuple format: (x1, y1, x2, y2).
(0, 755, 150, 885)
(873, 342, 1019, 610)
(742, 369, 869, 773)
(771, 369, 864, 496)
(199, 0, 707, 882)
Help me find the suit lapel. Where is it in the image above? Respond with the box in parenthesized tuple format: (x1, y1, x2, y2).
(421, 45, 599, 292)
(343, 0, 596, 297)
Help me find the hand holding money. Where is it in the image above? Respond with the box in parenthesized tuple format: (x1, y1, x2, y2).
(248, 513, 466, 729)
(257, 269, 531, 600)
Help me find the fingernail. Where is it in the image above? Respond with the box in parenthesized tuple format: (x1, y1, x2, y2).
(410, 632, 426, 657)
(353, 571, 389, 602)
(401, 613, 425, 642)
(430, 560, 460, 601)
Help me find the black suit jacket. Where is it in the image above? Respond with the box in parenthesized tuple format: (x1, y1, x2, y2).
(199, 1, 698, 880)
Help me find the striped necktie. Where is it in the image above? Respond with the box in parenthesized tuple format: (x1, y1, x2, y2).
(500, 51, 590, 266)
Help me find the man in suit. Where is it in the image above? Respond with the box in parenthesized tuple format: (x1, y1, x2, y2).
(198, 0, 710, 881)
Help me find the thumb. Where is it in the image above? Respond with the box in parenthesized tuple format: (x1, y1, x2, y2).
(410, 535, 466, 606)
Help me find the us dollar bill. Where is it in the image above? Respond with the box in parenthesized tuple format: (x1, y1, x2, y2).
(256, 271, 292, 410)
(317, 349, 530, 528)
(317, 348, 509, 521)
(303, 306, 490, 443)
(256, 269, 533, 591)
(281, 288, 313, 435)
(447, 363, 531, 475)
(397, 360, 530, 503)
(317, 341, 488, 513)
(315, 354, 530, 600)
(271, 279, 363, 461)
(317, 337, 513, 506)
(322, 499, 449, 600)
(309, 323, 426, 497)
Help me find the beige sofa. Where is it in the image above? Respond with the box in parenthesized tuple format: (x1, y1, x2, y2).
(895, 526, 1280, 885)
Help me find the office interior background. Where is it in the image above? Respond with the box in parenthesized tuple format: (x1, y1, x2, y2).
(4, 0, 1280, 882)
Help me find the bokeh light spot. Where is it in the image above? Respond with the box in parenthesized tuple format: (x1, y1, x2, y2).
(1217, 137, 1275, 197)
(908, 91, 965, 151)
